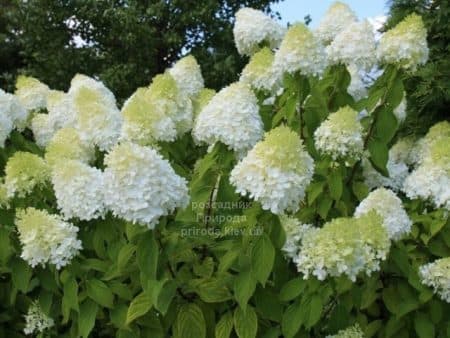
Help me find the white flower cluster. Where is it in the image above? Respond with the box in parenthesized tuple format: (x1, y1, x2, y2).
(325, 324, 364, 338)
(51, 160, 105, 221)
(377, 14, 429, 71)
(15, 208, 82, 269)
(230, 126, 314, 214)
(279, 215, 313, 260)
(193, 82, 263, 153)
(347, 65, 368, 101)
(24, 302, 54, 335)
(315, 2, 358, 44)
(294, 212, 390, 281)
(403, 122, 450, 210)
(273, 23, 327, 77)
(71, 74, 122, 151)
(240, 47, 280, 92)
(326, 20, 376, 71)
(233, 8, 284, 56)
(354, 188, 412, 240)
(419, 257, 450, 303)
(103, 142, 189, 228)
(314, 106, 364, 160)
(169, 55, 204, 98)
(0, 88, 27, 142)
(15, 75, 50, 112)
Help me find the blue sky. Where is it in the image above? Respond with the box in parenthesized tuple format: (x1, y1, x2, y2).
(273, 0, 388, 26)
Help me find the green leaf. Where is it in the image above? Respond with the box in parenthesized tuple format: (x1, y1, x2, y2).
(414, 312, 435, 338)
(137, 231, 159, 280)
(304, 294, 323, 328)
(215, 311, 233, 338)
(173, 303, 206, 338)
(328, 170, 343, 201)
(279, 278, 305, 302)
(0, 227, 13, 265)
(193, 278, 232, 303)
(126, 292, 153, 325)
(352, 181, 369, 201)
(307, 181, 325, 205)
(117, 243, 136, 270)
(62, 276, 79, 323)
(374, 106, 398, 144)
(234, 267, 257, 309)
(368, 139, 389, 176)
(86, 279, 114, 308)
(251, 234, 275, 286)
(155, 280, 178, 315)
(281, 300, 303, 338)
(10, 258, 32, 292)
(234, 306, 258, 338)
(317, 196, 333, 219)
(78, 299, 98, 338)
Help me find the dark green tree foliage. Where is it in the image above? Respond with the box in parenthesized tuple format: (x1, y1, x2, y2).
(0, 0, 279, 100)
(386, 0, 450, 134)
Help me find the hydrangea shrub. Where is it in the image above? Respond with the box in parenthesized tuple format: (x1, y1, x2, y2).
(0, 2, 448, 338)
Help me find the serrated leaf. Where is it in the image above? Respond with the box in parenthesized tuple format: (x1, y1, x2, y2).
(173, 303, 206, 338)
(234, 306, 258, 338)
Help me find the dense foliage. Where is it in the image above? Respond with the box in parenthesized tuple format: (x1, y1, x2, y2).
(0, 0, 279, 99)
(0, 2, 449, 338)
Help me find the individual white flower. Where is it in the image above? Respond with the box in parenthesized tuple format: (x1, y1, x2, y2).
(103, 142, 189, 228)
(4, 152, 51, 198)
(315, 2, 358, 44)
(279, 215, 312, 260)
(69, 74, 122, 151)
(377, 14, 429, 71)
(394, 95, 407, 123)
(230, 126, 314, 214)
(240, 47, 280, 92)
(45, 127, 94, 167)
(347, 65, 368, 101)
(0, 106, 13, 147)
(0, 88, 28, 130)
(233, 7, 284, 56)
(30, 113, 56, 147)
(294, 212, 390, 281)
(52, 160, 105, 221)
(24, 302, 54, 335)
(193, 82, 263, 153)
(14, 75, 50, 111)
(314, 106, 364, 160)
(326, 20, 377, 71)
(326, 324, 364, 338)
(169, 55, 204, 98)
(354, 188, 412, 240)
(273, 23, 327, 77)
(419, 257, 450, 303)
(15, 208, 82, 269)
(403, 136, 450, 210)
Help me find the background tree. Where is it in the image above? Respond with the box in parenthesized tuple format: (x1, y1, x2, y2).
(0, 0, 280, 101)
(386, 0, 450, 134)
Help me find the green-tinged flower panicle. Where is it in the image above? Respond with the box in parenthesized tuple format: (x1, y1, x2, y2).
(121, 87, 177, 145)
(294, 212, 390, 281)
(52, 160, 105, 221)
(45, 127, 93, 167)
(314, 106, 364, 160)
(389, 136, 417, 166)
(15, 75, 50, 111)
(0, 88, 27, 131)
(24, 301, 54, 335)
(193, 82, 263, 153)
(280, 215, 313, 260)
(15, 208, 82, 269)
(46, 90, 77, 130)
(146, 73, 193, 135)
(230, 126, 314, 214)
(31, 113, 56, 148)
(419, 257, 450, 303)
(326, 324, 364, 338)
(4, 152, 50, 198)
(273, 23, 327, 77)
(326, 20, 376, 71)
(70, 75, 122, 151)
(193, 88, 216, 118)
(169, 55, 204, 98)
(403, 135, 450, 210)
(377, 14, 428, 71)
(233, 7, 284, 56)
(240, 47, 280, 92)
(103, 142, 189, 228)
(355, 188, 412, 240)
(415, 121, 450, 164)
(315, 2, 358, 44)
